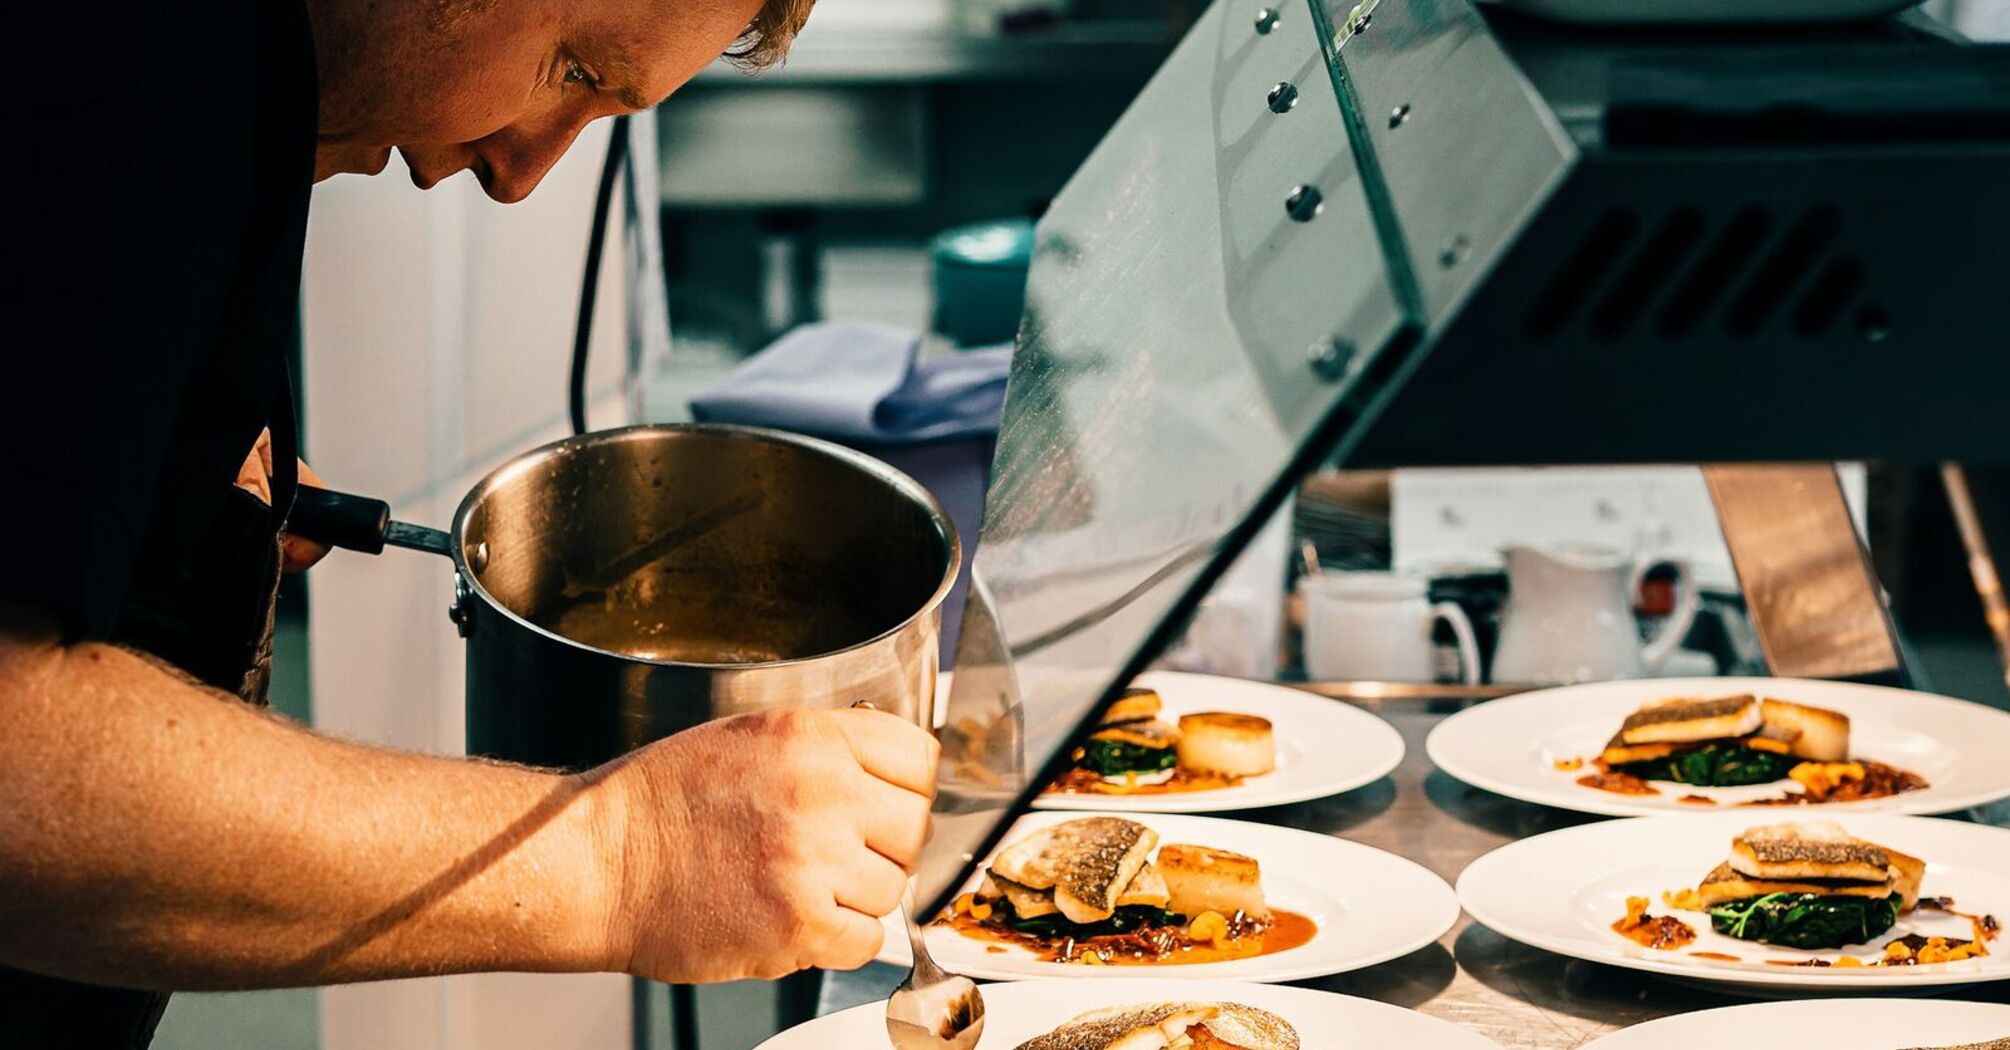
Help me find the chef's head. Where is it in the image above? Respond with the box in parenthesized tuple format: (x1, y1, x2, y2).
(308, 0, 798, 203)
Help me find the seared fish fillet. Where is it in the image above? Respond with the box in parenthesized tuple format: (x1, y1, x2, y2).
(1886, 846, 1927, 911)
(1598, 733, 1688, 766)
(1013, 1002, 1300, 1050)
(1897, 1041, 2010, 1050)
(981, 863, 1170, 920)
(1090, 720, 1181, 749)
(981, 872, 1061, 919)
(1100, 687, 1164, 725)
(1696, 862, 1896, 908)
(991, 818, 1158, 924)
(1619, 695, 1762, 746)
(1731, 822, 1890, 882)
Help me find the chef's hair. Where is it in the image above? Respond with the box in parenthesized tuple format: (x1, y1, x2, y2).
(728, 0, 814, 70)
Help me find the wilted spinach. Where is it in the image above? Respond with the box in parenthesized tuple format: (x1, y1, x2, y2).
(1708, 892, 1900, 949)
(1007, 905, 1186, 939)
(1077, 739, 1179, 777)
(1616, 743, 1794, 787)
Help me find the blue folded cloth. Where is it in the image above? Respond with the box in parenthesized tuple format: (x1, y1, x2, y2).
(689, 322, 1010, 444)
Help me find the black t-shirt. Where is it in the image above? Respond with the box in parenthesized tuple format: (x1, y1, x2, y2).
(0, 0, 316, 1044)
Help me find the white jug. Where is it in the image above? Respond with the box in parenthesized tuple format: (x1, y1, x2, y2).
(1301, 572, 1482, 684)
(1490, 544, 1700, 685)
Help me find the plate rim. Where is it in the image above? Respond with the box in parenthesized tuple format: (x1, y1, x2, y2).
(1576, 996, 2010, 1049)
(755, 977, 1508, 1050)
(1457, 812, 2010, 990)
(879, 808, 1460, 982)
(1427, 676, 2010, 817)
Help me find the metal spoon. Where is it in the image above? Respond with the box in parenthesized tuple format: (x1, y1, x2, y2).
(884, 880, 985, 1050)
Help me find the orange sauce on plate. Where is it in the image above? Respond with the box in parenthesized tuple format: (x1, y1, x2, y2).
(939, 908, 1316, 966)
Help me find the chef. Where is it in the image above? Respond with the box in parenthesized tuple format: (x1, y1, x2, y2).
(0, 0, 938, 1046)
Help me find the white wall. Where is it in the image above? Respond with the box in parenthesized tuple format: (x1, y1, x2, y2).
(301, 122, 632, 1050)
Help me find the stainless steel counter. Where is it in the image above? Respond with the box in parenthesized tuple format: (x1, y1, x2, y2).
(816, 696, 2010, 1047)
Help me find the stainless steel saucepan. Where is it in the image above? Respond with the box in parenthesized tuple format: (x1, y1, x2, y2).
(289, 423, 960, 770)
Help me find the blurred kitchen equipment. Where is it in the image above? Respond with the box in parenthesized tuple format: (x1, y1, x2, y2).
(931, 219, 1035, 348)
(956, 0, 1073, 33)
(1703, 463, 1901, 682)
(689, 322, 1008, 667)
(1486, 0, 1923, 24)
(288, 423, 959, 771)
(885, 881, 985, 1050)
(1492, 544, 1699, 685)
(1301, 572, 1481, 683)
(1156, 502, 1293, 678)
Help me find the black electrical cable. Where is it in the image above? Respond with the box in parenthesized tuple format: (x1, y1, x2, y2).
(570, 113, 632, 437)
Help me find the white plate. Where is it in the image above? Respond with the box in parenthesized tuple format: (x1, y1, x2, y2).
(755, 978, 1505, 1050)
(1427, 677, 2010, 817)
(1033, 671, 1405, 814)
(1459, 812, 2010, 991)
(1584, 998, 2010, 1050)
(877, 810, 1459, 982)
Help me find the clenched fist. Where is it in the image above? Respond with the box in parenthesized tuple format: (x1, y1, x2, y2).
(595, 707, 938, 983)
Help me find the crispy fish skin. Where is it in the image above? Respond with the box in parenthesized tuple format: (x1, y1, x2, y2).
(1897, 1041, 2010, 1050)
(1731, 822, 1891, 882)
(1192, 1004, 1301, 1050)
(1696, 861, 1896, 908)
(1619, 695, 1762, 745)
(1054, 822, 1157, 923)
(1012, 1002, 1300, 1050)
(992, 819, 1153, 890)
(991, 818, 1160, 924)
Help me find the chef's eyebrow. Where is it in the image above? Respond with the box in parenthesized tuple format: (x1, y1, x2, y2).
(598, 49, 653, 111)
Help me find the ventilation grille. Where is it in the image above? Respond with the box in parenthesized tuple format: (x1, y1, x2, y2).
(1522, 203, 1883, 344)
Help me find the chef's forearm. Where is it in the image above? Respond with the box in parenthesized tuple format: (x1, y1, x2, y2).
(0, 611, 626, 990)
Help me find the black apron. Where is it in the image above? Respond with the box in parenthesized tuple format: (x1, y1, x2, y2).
(0, 395, 301, 1050)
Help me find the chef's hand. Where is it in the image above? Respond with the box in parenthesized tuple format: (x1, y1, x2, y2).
(235, 429, 333, 573)
(281, 458, 332, 573)
(601, 707, 938, 983)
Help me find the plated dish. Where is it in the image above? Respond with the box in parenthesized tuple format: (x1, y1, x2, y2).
(1562, 693, 1927, 807)
(752, 978, 1507, 1050)
(1427, 677, 2010, 816)
(1030, 672, 1405, 814)
(1458, 812, 2010, 990)
(1579, 999, 2010, 1050)
(877, 810, 1459, 982)
(1045, 686, 1274, 797)
(941, 816, 1314, 967)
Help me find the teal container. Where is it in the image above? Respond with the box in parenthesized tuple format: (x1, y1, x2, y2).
(931, 218, 1035, 348)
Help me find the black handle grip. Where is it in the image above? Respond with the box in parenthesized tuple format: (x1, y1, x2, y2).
(288, 487, 392, 555)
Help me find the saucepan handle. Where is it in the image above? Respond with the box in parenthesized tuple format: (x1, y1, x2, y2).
(288, 487, 454, 559)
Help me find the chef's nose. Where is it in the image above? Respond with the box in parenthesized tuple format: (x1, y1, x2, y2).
(482, 119, 592, 204)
